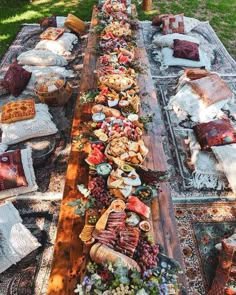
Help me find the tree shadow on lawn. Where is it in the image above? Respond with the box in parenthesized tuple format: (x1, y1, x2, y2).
(0, 0, 96, 58)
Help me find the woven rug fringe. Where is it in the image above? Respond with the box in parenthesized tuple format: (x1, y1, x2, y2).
(191, 171, 225, 190)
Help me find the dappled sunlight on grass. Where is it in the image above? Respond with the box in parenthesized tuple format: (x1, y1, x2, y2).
(0, 34, 11, 41)
(2, 11, 42, 24)
(32, 0, 80, 7)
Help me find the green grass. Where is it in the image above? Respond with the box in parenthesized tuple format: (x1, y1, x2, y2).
(0, 0, 235, 59)
(0, 0, 97, 58)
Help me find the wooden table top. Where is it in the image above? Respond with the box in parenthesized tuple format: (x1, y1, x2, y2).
(46, 6, 187, 295)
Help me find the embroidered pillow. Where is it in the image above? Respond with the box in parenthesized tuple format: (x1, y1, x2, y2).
(173, 39, 200, 61)
(64, 14, 86, 35)
(1, 62, 32, 97)
(152, 14, 174, 26)
(1, 99, 36, 124)
(0, 147, 38, 199)
(40, 27, 65, 41)
(1, 103, 58, 145)
(188, 74, 234, 107)
(193, 119, 236, 150)
(162, 14, 185, 35)
(40, 16, 57, 31)
(0, 149, 28, 191)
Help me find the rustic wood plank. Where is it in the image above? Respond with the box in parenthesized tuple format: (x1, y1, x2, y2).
(136, 46, 188, 289)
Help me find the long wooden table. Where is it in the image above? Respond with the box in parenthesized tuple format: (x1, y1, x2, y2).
(47, 6, 187, 294)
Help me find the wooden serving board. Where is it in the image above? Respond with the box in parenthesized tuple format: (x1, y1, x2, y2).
(46, 6, 187, 295)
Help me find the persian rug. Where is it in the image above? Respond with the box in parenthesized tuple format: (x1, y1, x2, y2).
(0, 198, 61, 295)
(149, 76, 236, 201)
(174, 200, 236, 295)
(0, 24, 86, 195)
(139, 21, 236, 77)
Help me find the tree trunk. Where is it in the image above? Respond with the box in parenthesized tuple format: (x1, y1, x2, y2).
(143, 0, 152, 11)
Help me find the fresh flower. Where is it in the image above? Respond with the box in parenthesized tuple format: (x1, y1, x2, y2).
(74, 284, 84, 294)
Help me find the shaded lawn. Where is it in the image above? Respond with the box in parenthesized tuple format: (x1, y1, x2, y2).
(0, 0, 235, 60)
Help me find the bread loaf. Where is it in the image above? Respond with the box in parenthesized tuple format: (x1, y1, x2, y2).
(91, 104, 121, 118)
(90, 243, 141, 272)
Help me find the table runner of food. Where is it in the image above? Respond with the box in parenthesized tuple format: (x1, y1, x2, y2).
(46, 2, 186, 295)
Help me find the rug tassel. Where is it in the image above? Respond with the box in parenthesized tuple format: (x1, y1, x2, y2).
(191, 171, 225, 190)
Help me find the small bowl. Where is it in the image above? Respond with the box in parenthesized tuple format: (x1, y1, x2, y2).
(92, 112, 106, 122)
(135, 186, 153, 203)
(139, 220, 151, 232)
(96, 162, 113, 178)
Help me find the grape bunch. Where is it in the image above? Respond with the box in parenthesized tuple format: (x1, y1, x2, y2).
(89, 176, 113, 209)
(110, 284, 135, 295)
(134, 235, 159, 271)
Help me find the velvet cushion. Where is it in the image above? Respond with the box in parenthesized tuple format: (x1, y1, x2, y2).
(40, 27, 65, 41)
(1, 99, 36, 123)
(1, 62, 32, 97)
(40, 16, 57, 31)
(0, 149, 28, 191)
(162, 14, 185, 35)
(173, 39, 200, 61)
(188, 74, 234, 106)
(193, 119, 236, 150)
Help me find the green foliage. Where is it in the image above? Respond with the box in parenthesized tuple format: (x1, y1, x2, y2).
(67, 196, 96, 217)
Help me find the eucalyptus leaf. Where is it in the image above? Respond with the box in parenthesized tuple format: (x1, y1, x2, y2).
(67, 201, 79, 207)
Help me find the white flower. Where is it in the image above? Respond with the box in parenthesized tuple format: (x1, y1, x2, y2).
(77, 184, 90, 198)
(136, 289, 149, 295)
(74, 284, 85, 294)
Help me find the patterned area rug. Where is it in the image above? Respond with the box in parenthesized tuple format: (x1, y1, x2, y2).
(0, 198, 60, 295)
(151, 76, 236, 200)
(139, 21, 236, 77)
(174, 200, 236, 295)
(0, 24, 86, 294)
(0, 24, 86, 194)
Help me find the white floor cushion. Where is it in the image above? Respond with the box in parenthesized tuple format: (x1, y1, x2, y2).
(35, 32, 78, 56)
(17, 49, 68, 67)
(153, 33, 200, 48)
(0, 202, 41, 273)
(161, 47, 211, 69)
(1, 103, 58, 145)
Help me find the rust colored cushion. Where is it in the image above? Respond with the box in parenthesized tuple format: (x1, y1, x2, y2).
(40, 15, 57, 31)
(1, 62, 32, 97)
(162, 14, 185, 35)
(152, 14, 174, 26)
(173, 39, 200, 61)
(193, 119, 236, 150)
(0, 149, 28, 191)
(188, 74, 234, 106)
(40, 27, 65, 40)
(1, 99, 36, 124)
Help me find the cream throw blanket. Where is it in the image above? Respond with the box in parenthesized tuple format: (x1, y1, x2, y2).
(0, 202, 41, 273)
(212, 144, 236, 194)
(188, 131, 227, 190)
